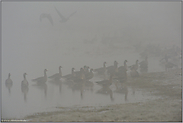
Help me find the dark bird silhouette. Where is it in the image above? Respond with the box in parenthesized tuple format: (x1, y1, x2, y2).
(54, 6, 77, 23)
(32, 69, 48, 84)
(130, 68, 139, 78)
(85, 69, 94, 80)
(96, 75, 113, 87)
(40, 13, 53, 26)
(106, 61, 118, 76)
(165, 61, 178, 71)
(63, 68, 76, 80)
(128, 60, 139, 71)
(5, 73, 13, 94)
(48, 66, 62, 80)
(94, 62, 107, 75)
(21, 73, 28, 87)
(118, 60, 128, 71)
(21, 73, 29, 102)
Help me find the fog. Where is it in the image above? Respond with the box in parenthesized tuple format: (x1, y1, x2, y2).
(2, 1, 181, 119)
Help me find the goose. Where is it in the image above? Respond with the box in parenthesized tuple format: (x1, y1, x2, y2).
(5, 73, 13, 93)
(128, 60, 139, 71)
(94, 62, 107, 75)
(118, 60, 128, 71)
(165, 61, 178, 71)
(96, 74, 113, 87)
(85, 69, 94, 80)
(54, 6, 77, 23)
(139, 56, 148, 73)
(70, 68, 85, 82)
(40, 13, 53, 26)
(21, 73, 28, 86)
(106, 61, 118, 75)
(21, 73, 29, 102)
(48, 66, 62, 80)
(63, 68, 76, 79)
(32, 69, 48, 84)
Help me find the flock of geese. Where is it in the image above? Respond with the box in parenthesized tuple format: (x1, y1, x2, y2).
(5, 58, 148, 96)
(5, 51, 179, 101)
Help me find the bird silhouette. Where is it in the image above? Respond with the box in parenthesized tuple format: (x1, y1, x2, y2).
(54, 6, 77, 23)
(40, 13, 53, 26)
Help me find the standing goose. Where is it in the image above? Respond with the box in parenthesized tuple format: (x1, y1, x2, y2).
(165, 61, 178, 71)
(85, 69, 94, 80)
(5, 73, 13, 94)
(106, 61, 118, 75)
(21, 73, 29, 86)
(48, 66, 62, 80)
(63, 68, 76, 80)
(118, 60, 128, 71)
(32, 69, 48, 84)
(128, 60, 139, 71)
(94, 62, 107, 75)
(21, 73, 29, 102)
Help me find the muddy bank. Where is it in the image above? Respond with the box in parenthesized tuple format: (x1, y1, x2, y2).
(23, 68, 181, 122)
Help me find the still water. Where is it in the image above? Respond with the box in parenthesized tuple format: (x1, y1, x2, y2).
(2, 24, 165, 120)
(2, 48, 163, 119)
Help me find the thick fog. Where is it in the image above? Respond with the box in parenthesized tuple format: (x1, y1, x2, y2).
(2, 1, 181, 119)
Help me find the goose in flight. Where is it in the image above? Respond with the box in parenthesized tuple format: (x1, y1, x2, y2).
(54, 6, 77, 23)
(40, 13, 53, 26)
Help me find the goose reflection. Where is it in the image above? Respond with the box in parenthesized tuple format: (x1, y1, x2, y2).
(68, 80, 85, 100)
(21, 73, 29, 102)
(32, 83, 47, 98)
(5, 73, 13, 95)
(49, 79, 62, 93)
(84, 80, 94, 92)
(114, 84, 128, 101)
(96, 85, 114, 101)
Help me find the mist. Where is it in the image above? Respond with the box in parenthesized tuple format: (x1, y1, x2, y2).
(2, 1, 181, 120)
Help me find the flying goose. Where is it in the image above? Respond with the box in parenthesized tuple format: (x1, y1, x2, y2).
(32, 69, 48, 84)
(40, 13, 53, 26)
(54, 6, 77, 23)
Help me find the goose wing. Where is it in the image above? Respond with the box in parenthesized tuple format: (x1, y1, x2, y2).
(32, 76, 44, 82)
(68, 11, 77, 18)
(54, 6, 66, 20)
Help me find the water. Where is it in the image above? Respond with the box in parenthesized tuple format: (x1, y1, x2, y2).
(2, 9, 167, 120)
(2, 30, 164, 119)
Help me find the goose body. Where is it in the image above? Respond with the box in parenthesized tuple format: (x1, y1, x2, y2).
(118, 60, 128, 71)
(48, 66, 62, 80)
(94, 62, 107, 75)
(5, 73, 13, 93)
(32, 69, 48, 84)
(106, 61, 118, 75)
(85, 69, 94, 80)
(21, 73, 28, 87)
(128, 60, 139, 71)
(96, 75, 113, 87)
(63, 68, 76, 79)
